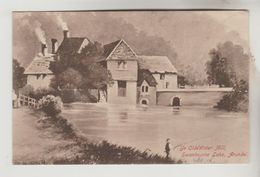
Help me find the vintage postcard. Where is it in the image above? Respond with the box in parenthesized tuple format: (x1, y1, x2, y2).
(12, 10, 249, 164)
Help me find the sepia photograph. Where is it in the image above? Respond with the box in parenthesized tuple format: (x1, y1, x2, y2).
(12, 10, 249, 164)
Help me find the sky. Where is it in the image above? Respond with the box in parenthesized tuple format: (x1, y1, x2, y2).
(13, 11, 249, 81)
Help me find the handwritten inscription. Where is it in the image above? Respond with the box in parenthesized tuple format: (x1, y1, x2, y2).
(175, 145, 247, 163)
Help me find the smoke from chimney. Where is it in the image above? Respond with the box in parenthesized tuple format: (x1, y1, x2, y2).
(35, 23, 46, 44)
(51, 39, 58, 54)
(56, 14, 68, 30)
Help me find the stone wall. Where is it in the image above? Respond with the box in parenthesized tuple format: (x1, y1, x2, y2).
(157, 90, 231, 107)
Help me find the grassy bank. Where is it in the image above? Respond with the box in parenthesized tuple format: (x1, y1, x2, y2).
(16, 109, 182, 164)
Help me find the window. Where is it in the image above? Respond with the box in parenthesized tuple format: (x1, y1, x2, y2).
(141, 86, 149, 93)
(117, 61, 121, 68)
(118, 81, 127, 97)
(160, 73, 165, 80)
(36, 74, 41, 79)
(166, 82, 169, 88)
(145, 86, 148, 92)
(117, 60, 127, 70)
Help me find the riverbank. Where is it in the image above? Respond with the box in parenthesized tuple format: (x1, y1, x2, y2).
(13, 108, 180, 164)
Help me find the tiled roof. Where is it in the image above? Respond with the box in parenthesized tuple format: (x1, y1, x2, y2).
(98, 39, 137, 61)
(56, 37, 89, 54)
(24, 54, 54, 75)
(138, 55, 177, 74)
(137, 69, 157, 87)
(103, 40, 121, 58)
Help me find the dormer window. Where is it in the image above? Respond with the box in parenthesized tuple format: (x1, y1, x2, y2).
(160, 73, 165, 80)
(117, 60, 127, 70)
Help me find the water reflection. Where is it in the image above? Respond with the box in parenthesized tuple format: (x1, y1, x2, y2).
(63, 103, 248, 163)
(140, 104, 149, 111)
(172, 108, 180, 116)
(119, 112, 128, 122)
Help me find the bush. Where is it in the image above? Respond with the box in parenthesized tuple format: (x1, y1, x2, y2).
(237, 94, 249, 112)
(20, 85, 58, 101)
(60, 89, 98, 103)
(32, 87, 57, 100)
(20, 85, 34, 96)
(80, 92, 98, 103)
(38, 95, 63, 117)
(60, 89, 78, 103)
(215, 80, 248, 112)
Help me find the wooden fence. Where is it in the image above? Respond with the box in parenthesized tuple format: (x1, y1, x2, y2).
(17, 94, 41, 109)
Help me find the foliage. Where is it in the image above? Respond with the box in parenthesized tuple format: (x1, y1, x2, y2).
(32, 87, 57, 100)
(60, 89, 79, 103)
(52, 140, 182, 164)
(80, 92, 98, 103)
(72, 140, 180, 164)
(38, 95, 63, 117)
(20, 85, 57, 100)
(13, 59, 26, 93)
(50, 68, 83, 90)
(177, 65, 208, 86)
(215, 80, 248, 112)
(82, 63, 113, 90)
(206, 49, 234, 87)
(20, 85, 34, 96)
(50, 41, 113, 92)
(177, 75, 189, 87)
(206, 41, 249, 111)
(206, 41, 249, 87)
(58, 89, 97, 103)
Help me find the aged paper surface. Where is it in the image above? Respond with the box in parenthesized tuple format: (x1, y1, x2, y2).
(12, 10, 249, 164)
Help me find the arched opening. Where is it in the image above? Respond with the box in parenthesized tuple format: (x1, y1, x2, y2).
(140, 98, 149, 105)
(172, 97, 181, 106)
(142, 100, 147, 105)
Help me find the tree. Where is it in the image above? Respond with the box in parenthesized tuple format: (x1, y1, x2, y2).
(177, 75, 189, 87)
(75, 41, 113, 90)
(50, 40, 112, 90)
(215, 79, 248, 112)
(205, 41, 248, 87)
(49, 40, 113, 102)
(177, 65, 208, 86)
(207, 41, 249, 111)
(51, 68, 83, 90)
(206, 50, 233, 87)
(13, 59, 26, 93)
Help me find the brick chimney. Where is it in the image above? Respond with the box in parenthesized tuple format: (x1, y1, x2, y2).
(51, 39, 58, 54)
(63, 30, 69, 39)
(41, 43, 48, 56)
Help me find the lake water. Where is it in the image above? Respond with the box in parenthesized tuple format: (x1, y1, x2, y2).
(62, 103, 248, 163)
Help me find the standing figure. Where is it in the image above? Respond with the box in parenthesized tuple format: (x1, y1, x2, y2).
(165, 138, 172, 159)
